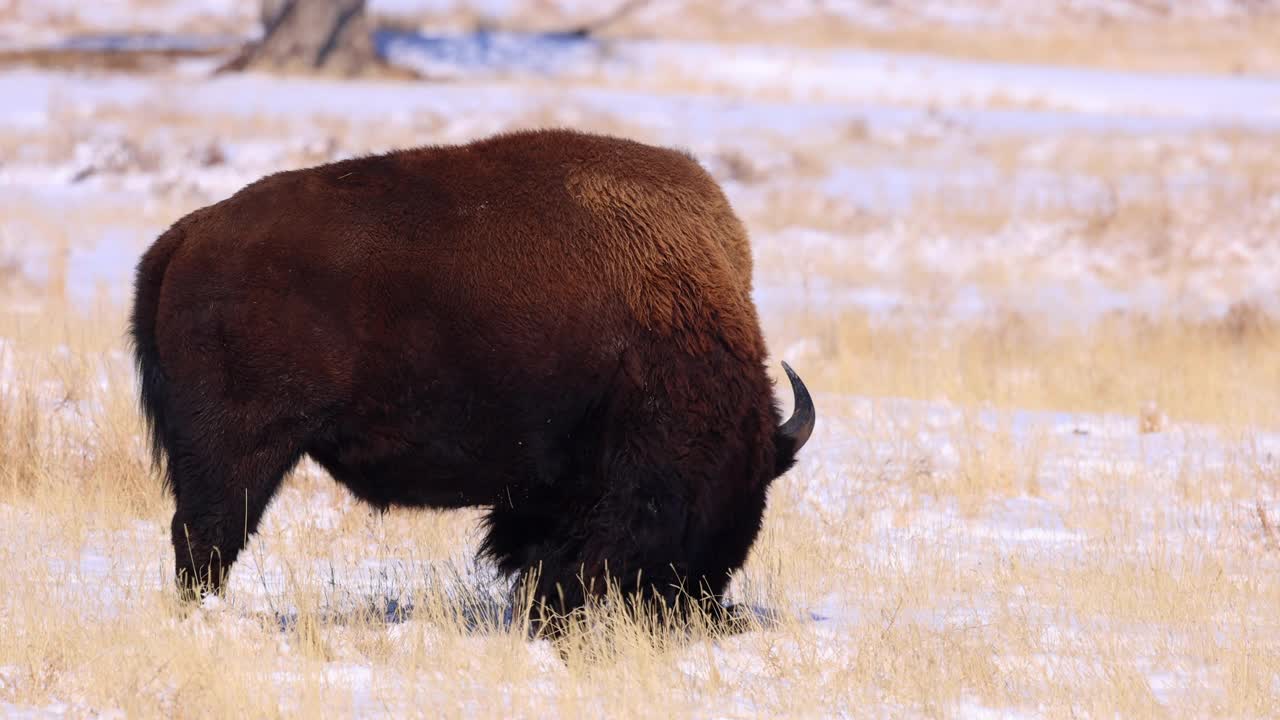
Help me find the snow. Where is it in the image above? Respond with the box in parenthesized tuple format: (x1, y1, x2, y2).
(7, 394, 1273, 612)
(0, 702, 77, 719)
(0, 0, 253, 42)
(3, 341, 1275, 710)
(364, 33, 1280, 127)
(4, 56, 1278, 321)
(2, 7, 1279, 713)
(612, 42, 1280, 123)
(3, 0, 1264, 39)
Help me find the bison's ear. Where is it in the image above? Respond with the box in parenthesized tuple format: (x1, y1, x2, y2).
(774, 362, 815, 476)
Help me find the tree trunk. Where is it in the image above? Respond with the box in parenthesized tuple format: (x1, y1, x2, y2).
(221, 0, 385, 77)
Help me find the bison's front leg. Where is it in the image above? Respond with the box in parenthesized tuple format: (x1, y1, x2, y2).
(508, 478, 727, 638)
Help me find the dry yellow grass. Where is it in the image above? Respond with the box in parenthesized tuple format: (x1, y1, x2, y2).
(2, 279, 1277, 716)
(767, 305, 1280, 429)
(7, 0, 1280, 77)
(3, 46, 1280, 714)
(625, 12, 1280, 76)
(375, 1, 1280, 75)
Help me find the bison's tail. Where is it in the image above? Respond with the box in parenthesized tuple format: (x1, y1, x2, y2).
(130, 223, 185, 495)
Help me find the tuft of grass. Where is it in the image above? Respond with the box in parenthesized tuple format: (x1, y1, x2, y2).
(768, 306, 1280, 429)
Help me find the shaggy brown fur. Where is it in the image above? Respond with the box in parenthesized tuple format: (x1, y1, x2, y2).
(131, 128, 814, 630)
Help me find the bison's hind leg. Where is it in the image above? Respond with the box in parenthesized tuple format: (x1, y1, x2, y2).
(166, 417, 314, 601)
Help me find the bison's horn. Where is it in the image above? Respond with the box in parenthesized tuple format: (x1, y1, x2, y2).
(778, 361, 815, 453)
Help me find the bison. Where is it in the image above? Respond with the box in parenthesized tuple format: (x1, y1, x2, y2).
(130, 128, 814, 630)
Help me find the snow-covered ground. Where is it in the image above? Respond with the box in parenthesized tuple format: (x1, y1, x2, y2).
(3, 42, 1278, 318)
(4, 0, 1268, 38)
(2, 4, 1279, 716)
(1, 384, 1276, 715)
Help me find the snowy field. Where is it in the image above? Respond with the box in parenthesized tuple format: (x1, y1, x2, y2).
(2, 1, 1280, 717)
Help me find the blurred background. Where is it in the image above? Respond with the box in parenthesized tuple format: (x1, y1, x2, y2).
(3, 1, 1279, 414)
(4, 0, 1280, 485)
(2, 1, 1280, 425)
(5, 3, 1280, 320)
(2, 1, 1280, 363)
